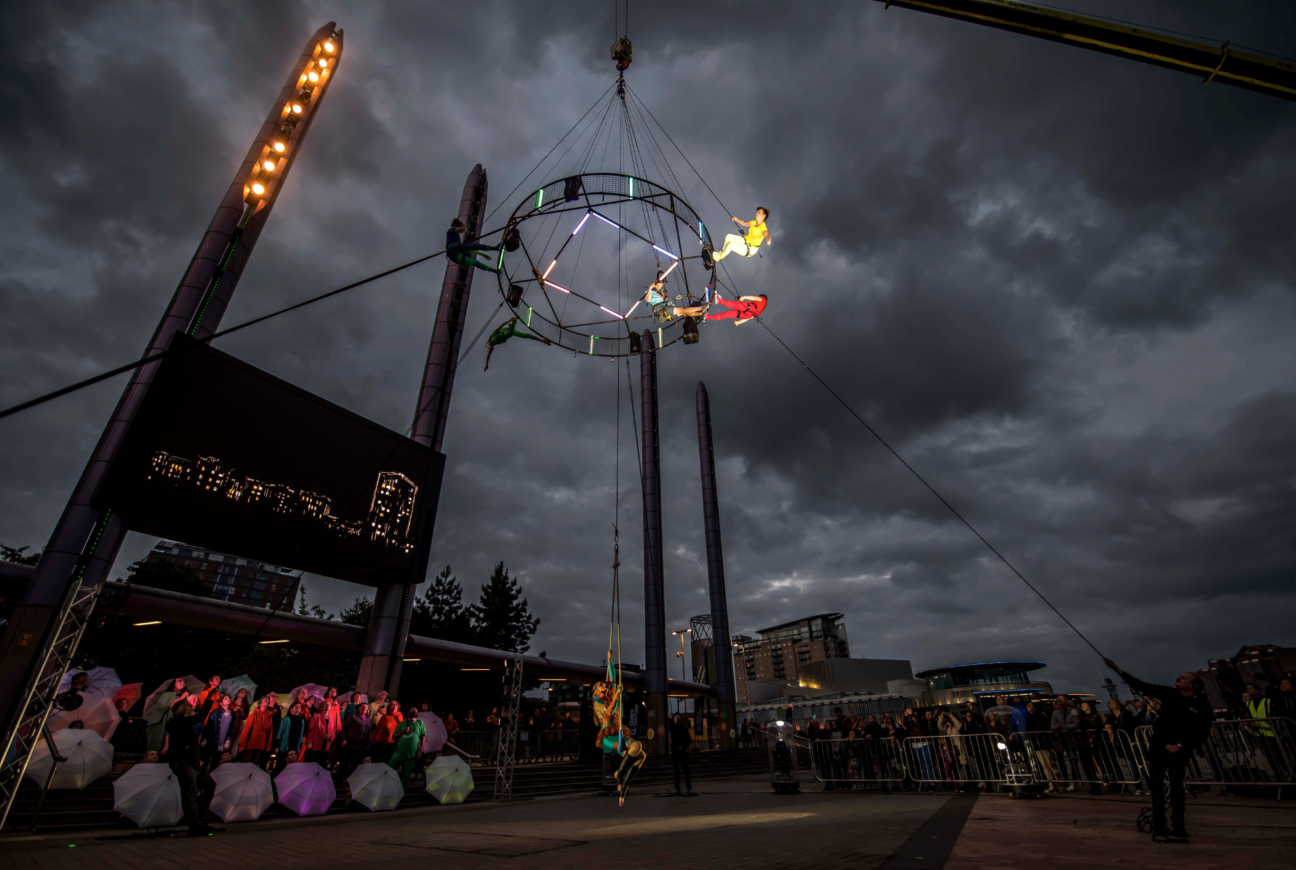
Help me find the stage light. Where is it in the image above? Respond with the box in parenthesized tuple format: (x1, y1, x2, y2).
(250, 180, 267, 196)
(307, 70, 319, 83)
(318, 58, 328, 68)
(262, 159, 276, 172)
(271, 139, 286, 153)
(132, 620, 161, 627)
(324, 41, 335, 52)
(290, 102, 303, 115)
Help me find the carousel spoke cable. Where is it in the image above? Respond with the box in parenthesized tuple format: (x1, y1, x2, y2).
(749, 305, 1106, 658)
(482, 82, 617, 228)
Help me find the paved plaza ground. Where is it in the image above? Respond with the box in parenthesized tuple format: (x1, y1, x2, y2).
(1, 775, 1291, 869)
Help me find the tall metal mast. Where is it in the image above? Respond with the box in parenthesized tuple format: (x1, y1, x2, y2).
(0, 23, 346, 729)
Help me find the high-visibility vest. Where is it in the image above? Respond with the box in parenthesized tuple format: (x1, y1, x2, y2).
(1247, 697, 1274, 737)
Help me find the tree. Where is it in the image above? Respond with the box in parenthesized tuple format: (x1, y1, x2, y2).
(295, 582, 332, 620)
(1, 544, 42, 565)
(338, 596, 374, 627)
(411, 565, 476, 644)
(468, 562, 539, 653)
(123, 559, 212, 598)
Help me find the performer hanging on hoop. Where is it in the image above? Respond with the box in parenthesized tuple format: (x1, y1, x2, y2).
(711, 208, 771, 261)
(673, 294, 767, 325)
(447, 218, 502, 273)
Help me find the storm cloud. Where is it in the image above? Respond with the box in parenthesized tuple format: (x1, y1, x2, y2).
(1, 1, 1293, 693)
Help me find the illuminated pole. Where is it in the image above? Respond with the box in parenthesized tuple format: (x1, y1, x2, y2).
(0, 24, 345, 727)
(696, 381, 737, 748)
(357, 164, 489, 698)
(672, 628, 691, 714)
(640, 330, 668, 754)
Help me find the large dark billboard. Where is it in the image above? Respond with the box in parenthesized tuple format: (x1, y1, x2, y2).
(95, 336, 444, 587)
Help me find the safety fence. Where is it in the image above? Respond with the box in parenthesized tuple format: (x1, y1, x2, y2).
(1135, 718, 1296, 789)
(452, 729, 583, 764)
(811, 730, 1144, 790)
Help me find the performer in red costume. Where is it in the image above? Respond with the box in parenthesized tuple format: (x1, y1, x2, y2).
(673, 294, 767, 325)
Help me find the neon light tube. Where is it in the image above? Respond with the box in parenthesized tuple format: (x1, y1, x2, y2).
(589, 335, 596, 354)
(661, 260, 680, 279)
(593, 212, 620, 230)
(543, 260, 557, 279)
(572, 212, 591, 235)
(624, 299, 642, 318)
(629, 177, 635, 198)
(599, 305, 625, 319)
(699, 220, 705, 242)
(497, 247, 505, 269)
(543, 280, 571, 294)
(652, 244, 679, 261)
(536, 188, 544, 209)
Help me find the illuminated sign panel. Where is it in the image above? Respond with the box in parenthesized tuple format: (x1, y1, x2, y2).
(95, 337, 444, 586)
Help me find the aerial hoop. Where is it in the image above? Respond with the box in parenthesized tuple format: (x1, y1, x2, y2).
(494, 172, 716, 358)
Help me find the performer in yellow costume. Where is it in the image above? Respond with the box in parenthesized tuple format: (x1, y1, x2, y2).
(712, 208, 772, 261)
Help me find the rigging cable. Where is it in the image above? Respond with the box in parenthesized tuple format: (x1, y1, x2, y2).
(620, 74, 1108, 657)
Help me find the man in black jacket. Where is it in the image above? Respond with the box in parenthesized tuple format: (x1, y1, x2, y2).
(1104, 659, 1212, 841)
(668, 713, 695, 796)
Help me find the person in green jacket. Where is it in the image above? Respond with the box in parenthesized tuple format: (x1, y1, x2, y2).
(388, 713, 426, 789)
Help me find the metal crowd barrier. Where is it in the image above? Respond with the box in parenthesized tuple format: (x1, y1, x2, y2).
(1134, 718, 1296, 789)
(810, 738, 907, 784)
(808, 730, 1141, 788)
(453, 729, 583, 764)
(1018, 730, 1142, 787)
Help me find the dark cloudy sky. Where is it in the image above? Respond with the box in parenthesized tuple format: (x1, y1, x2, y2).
(2, 1, 1294, 695)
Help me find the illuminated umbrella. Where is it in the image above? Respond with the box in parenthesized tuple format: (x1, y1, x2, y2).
(340, 689, 369, 706)
(25, 729, 114, 790)
(274, 762, 336, 816)
(49, 694, 122, 741)
(289, 683, 329, 710)
(142, 676, 205, 721)
(58, 666, 122, 699)
(114, 683, 143, 715)
(417, 712, 448, 753)
(220, 675, 258, 704)
(210, 763, 274, 823)
(346, 762, 404, 812)
(424, 755, 473, 805)
(113, 763, 182, 828)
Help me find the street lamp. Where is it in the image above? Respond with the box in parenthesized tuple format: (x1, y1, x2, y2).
(672, 628, 692, 713)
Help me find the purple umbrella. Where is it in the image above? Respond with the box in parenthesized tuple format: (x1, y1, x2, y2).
(274, 762, 336, 817)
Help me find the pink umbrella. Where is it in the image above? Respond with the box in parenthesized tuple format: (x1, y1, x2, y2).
(417, 712, 448, 753)
(274, 762, 336, 817)
(114, 683, 143, 715)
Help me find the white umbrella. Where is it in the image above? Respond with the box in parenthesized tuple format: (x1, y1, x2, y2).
(113, 763, 182, 828)
(210, 763, 274, 822)
(424, 755, 473, 805)
(340, 689, 369, 706)
(346, 763, 404, 812)
(25, 729, 113, 790)
(49, 695, 122, 741)
(274, 761, 336, 816)
(58, 666, 122, 699)
(417, 712, 448, 753)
